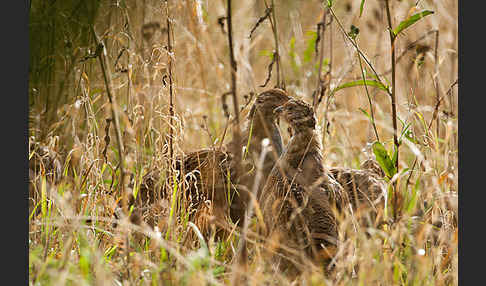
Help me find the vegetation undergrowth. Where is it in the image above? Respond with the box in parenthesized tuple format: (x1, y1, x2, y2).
(29, 0, 457, 285)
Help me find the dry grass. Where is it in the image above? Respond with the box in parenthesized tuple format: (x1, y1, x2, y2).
(29, 0, 457, 285)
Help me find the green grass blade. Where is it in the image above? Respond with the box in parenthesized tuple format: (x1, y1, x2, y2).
(391, 147, 398, 169)
(359, 0, 365, 17)
(243, 118, 254, 161)
(166, 175, 179, 240)
(393, 10, 434, 36)
(330, 79, 389, 97)
(103, 245, 118, 263)
(41, 176, 47, 218)
(132, 170, 143, 200)
(406, 175, 421, 214)
(398, 122, 411, 144)
(29, 200, 41, 221)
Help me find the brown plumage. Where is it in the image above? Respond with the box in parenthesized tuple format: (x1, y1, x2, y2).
(167, 88, 291, 238)
(112, 168, 170, 231)
(360, 158, 386, 178)
(259, 98, 343, 269)
(329, 158, 386, 213)
(126, 169, 168, 228)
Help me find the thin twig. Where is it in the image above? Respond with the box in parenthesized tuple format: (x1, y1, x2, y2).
(260, 51, 277, 88)
(91, 25, 129, 278)
(405, 157, 418, 190)
(226, 0, 242, 201)
(313, 10, 328, 109)
(263, 0, 284, 89)
(248, 5, 272, 39)
(272, 0, 285, 89)
(384, 0, 399, 164)
(166, 0, 176, 201)
(102, 118, 112, 162)
(428, 79, 457, 131)
(92, 28, 127, 213)
(328, 6, 390, 96)
(122, 8, 134, 111)
(434, 30, 440, 137)
(321, 14, 333, 145)
(356, 39, 380, 142)
(384, 0, 400, 222)
(217, 16, 227, 34)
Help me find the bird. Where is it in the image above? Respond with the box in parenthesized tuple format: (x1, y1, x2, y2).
(178, 88, 291, 238)
(328, 158, 386, 215)
(125, 88, 291, 239)
(259, 98, 343, 271)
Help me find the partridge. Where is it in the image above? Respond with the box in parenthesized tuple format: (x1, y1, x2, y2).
(136, 89, 291, 238)
(259, 98, 343, 269)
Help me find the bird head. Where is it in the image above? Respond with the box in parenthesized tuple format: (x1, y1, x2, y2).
(249, 88, 291, 119)
(274, 98, 317, 131)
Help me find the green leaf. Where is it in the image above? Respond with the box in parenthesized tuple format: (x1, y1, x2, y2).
(372, 141, 397, 179)
(327, 0, 333, 8)
(359, 0, 365, 17)
(393, 10, 434, 36)
(348, 25, 360, 40)
(330, 79, 389, 97)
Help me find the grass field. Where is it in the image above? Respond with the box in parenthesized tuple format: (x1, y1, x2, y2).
(29, 0, 458, 285)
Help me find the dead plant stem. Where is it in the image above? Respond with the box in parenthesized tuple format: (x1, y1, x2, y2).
(434, 30, 440, 138)
(264, 0, 284, 88)
(384, 0, 400, 221)
(226, 0, 242, 165)
(92, 26, 130, 278)
(356, 40, 380, 142)
(314, 10, 327, 108)
(166, 0, 175, 198)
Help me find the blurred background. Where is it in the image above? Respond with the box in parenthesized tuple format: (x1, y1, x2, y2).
(29, 0, 457, 168)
